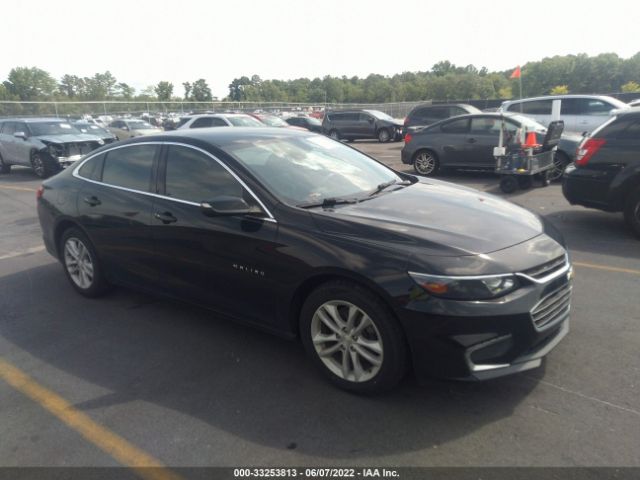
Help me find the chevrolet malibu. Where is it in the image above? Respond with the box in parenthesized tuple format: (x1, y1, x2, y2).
(37, 128, 572, 393)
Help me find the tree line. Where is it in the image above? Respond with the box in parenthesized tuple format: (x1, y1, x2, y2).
(1, 52, 639, 107)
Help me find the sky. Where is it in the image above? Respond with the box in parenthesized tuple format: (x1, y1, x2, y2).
(1, 0, 638, 99)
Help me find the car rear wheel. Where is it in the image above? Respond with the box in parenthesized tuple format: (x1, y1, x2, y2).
(377, 128, 391, 143)
(624, 187, 640, 239)
(413, 150, 439, 176)
(300, 281, 408, 393)
(549, 151, 569, 182)
(60, 228, 110, 297)
(0, 153, 10, 174)
(329, 129, 340, 141)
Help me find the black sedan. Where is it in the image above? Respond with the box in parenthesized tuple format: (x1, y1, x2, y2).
(401, 113, 582, 181)
(37, 128, 572, 393)
(285, 115, 323, 133)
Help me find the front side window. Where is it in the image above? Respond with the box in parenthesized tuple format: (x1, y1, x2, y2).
(164, 145, 245, 203)
(191, 117, 214, 128)
(102, 145, 157, 192)
(2, 122, 16, 135)
(222, 134, 402, 206)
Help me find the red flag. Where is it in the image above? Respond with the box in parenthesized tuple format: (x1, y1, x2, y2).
(510, 66, 521, 79)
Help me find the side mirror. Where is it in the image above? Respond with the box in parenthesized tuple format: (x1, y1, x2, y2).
(14, 131, 27, 140)
(200, 196, 262, 217)
(122, 126, 129, 131)
(367, 117, 374, 123)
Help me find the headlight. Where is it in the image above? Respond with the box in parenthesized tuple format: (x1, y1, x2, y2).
(408, 272, 519, 300)
(47, 144, 64, 157)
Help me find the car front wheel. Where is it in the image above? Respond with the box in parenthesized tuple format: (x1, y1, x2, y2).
(329, 129, 340, 141)
(0, 153, 10, 174)
(377, 128, 391, 143)
(60, 228, 110, 297)
(300, 281, 408, 393)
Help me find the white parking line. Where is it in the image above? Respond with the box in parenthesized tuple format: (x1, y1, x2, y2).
(0, 246, 46, 261)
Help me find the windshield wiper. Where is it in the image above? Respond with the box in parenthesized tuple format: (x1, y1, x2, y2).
(369, 179, 413, 197)
(297, 197, 359, 209)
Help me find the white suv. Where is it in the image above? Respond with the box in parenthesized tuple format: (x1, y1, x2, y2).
(499, 95, 628, 134)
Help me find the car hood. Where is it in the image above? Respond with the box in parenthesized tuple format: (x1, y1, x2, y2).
(132, 128, 163, 135)
(36, 133, 103, 144)
(311, 180, 544, 256)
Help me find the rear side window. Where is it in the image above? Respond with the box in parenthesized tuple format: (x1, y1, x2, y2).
(164, 145, 244, 203)
(561, 98, 612, 116)
(102, 145, 157, 192)
(441, 118, 470, 133)
(514, 100, 552, 115)
(77, 153, 105, 181)
(191, 117, 214, 128)
(618, 119, 640, 140)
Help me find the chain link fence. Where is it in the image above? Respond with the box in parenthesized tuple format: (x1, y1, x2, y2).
(0, 100, 429, 120)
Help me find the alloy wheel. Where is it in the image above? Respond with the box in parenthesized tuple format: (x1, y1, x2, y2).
(549, 154, 567, 181)
(378, 129, 390, 143)
(414, 152, 436, 175)
(31, 154, 46, 178)
(310, 300, 383, 383)
(64, 237, 94, 289)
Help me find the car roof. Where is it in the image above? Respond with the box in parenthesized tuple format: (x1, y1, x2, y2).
(501, 94, 626, 104)
(122, 127, 313, 148)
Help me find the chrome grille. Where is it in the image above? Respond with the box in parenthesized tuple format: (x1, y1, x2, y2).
(522, 255, 567, 280)
(531, 282, 571, 330)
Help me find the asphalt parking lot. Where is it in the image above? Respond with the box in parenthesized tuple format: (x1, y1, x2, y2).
(1, 141, 639, 473)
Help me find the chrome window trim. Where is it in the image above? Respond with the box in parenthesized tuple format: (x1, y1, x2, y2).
(72, 141, 277, 223)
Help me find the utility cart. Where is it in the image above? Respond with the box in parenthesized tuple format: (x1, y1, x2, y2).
(494, 120, 565, 194)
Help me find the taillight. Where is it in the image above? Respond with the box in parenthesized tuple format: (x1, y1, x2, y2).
(36, 185, 44, 200)
(404, 133, 413, 144)
(575, 138, 606, 166)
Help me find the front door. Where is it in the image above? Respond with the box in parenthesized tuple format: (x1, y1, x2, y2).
(150, 144, 280, 327)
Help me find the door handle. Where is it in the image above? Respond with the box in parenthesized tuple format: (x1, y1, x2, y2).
(154, 211, 177, 224)
(83, 196, 101, 207)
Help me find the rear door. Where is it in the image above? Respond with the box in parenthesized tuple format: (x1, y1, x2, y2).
(150, 144, 280, 326)
(0, 122, 18, 163)
(357, 112, 375, 138)
(76, 144, 160, 285)
(574, 98, 619, 134)
(435, 117, 471, 165)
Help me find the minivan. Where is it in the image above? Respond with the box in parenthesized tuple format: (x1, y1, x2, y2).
(322, 110, 403, 142)
(500, 95, 628, 135)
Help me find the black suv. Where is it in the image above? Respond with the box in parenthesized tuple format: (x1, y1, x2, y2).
(404, 103, 481, 134)
(562, 107, 640, 237)
(322, 110, 403, 142)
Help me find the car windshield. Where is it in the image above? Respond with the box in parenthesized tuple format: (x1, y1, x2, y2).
(223, 135, 403, 206)
(227, 116, 264, 127)
(366, 110, 394, 121)
(29, 122, 80, 136)
(127, 121, 154, 130)
(258, 116, 288, 127)
(76, 124, 109, 136)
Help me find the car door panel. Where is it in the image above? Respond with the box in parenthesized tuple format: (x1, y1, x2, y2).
(150, 144, 281, 326)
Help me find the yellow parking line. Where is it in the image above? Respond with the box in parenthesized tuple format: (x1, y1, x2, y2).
(0, 185, 37, 192)
(573, 261, 640, 276)
(0, 358, 182, 480)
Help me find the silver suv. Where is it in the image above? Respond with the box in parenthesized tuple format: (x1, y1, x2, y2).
(0, 118, 104, 178)
(499, 95, 628, 134)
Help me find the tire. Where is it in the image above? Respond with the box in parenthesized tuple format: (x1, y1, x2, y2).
(329, 129, 340, 141)
(412, 150, 439, 176)
(517, 176, 533, 189)
(300, 280, 408, 393)
(549, 151, 569, 182)
(624, 187, 640, 239)
(0, 153, 10, 174)
(60, 228, 111, 297)
(377, 128, 391, 143)
(31, 152, 58, 179)
(500, 176, 518, 193)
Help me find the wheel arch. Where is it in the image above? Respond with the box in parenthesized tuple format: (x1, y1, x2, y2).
(53, 218, 91, 259)
(287, 268, 402, 338)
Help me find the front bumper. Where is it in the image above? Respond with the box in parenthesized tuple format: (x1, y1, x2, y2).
(399, 254, 572, 381)
(55, 155, 84, 168)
